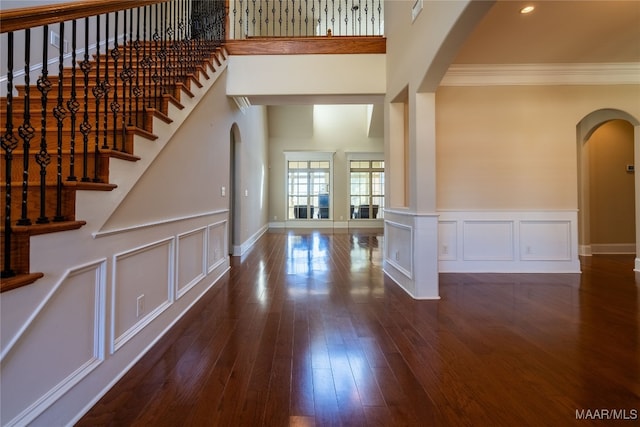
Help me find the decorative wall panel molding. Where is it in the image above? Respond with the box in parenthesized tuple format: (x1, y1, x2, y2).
(208, 220, 228, 272)
(519, 220, 571, 260)
(463, 220, 514, 261)
(111, 238, 174, 354)
(177, 228, 207, 299)
(1, 261, 106, 427)
(438, 211, 580, 273)
(384, 220, 413, 279)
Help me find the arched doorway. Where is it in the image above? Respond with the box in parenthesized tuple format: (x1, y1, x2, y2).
(229, 124, 242, 256)
(576, 109, 640, 270)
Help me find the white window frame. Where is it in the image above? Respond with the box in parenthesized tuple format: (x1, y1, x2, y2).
(284, 151, 335, 227)
(347, 152, 385, 222)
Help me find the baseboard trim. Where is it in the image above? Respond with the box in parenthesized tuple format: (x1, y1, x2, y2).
(590, 243, 636, 254)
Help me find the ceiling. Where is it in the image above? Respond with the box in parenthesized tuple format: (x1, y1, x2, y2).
(453, 0, 640, 65)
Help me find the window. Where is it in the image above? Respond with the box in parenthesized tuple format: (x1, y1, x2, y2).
(350, 160, 384, 219)
(287, 160, 331, 220)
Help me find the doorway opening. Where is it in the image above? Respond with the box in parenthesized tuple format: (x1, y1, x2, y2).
(576, 109, 639, 270)
(229, 124, 242, 256)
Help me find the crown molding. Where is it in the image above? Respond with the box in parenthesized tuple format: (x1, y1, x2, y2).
(441, 63, 640, 86)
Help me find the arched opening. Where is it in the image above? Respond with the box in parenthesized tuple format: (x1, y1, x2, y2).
(576, 109, 640, 270)
(229, 123, 242, 256)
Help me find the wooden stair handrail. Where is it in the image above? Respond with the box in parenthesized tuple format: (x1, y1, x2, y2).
(0, 0, 164, 33)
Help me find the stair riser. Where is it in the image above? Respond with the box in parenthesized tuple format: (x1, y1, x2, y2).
(0, 113, 147, 134)
(0, 129, 133, 154)
(2, 184, 77, 227)
(2, 152, 109, 185)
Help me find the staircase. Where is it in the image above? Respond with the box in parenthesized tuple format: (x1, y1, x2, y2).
(0, 0, 226, 292)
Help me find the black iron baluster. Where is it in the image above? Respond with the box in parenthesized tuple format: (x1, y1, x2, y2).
(54, 21, 67, 221)
(36, 25, 52, 224)
(102, 13, 111, 150)
(120, 8, 129, 137)
(243, 0, 249, 37)
(358, 0, 362, 35)
(266, 0, 272, 36)
(364, 0, 368, 35)
(324, 0, 328, 35)
(160, 2, 168, 95)
(80, 17, 92, 182)
(18, 28, 34, 226)
(377, 0, 382, 35)
(331, 0, 335, 35)
(285, 0, 289, 35)
(92, 15, 103, 182)
(134, 6, 143, 129)
(274, 0, 278, 36)
(1, 32, 18, 278)
(152, 5, 161, 110)
(127, 7, 135, 127)
(169, 0, 177, 86)
(67, 21, 79, 182)
(344, 0, 350, 36)
(252, 0, 257, 36)
(110, 11, 121, 151)
(142, 5, 152, 114)
(257, 0, 263, 36)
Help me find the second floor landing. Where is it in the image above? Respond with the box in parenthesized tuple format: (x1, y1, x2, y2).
(226, 37, 386, 105)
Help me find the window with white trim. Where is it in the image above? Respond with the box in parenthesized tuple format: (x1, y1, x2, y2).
(350, 160, 384, 219)
(286, 153, 333, 220)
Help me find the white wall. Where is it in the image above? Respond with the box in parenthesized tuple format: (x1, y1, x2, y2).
(0, 59, 270, 426)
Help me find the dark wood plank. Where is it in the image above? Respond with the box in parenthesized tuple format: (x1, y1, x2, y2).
(78, 232, 639, 426)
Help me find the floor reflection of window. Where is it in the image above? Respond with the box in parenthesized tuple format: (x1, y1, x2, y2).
(286, 232, 329, 276)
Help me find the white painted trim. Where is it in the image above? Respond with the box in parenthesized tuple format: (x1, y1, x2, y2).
(438, 210, 581, 273)
(110, 237, 175, 354)
(6, 358, 104, 427)
(590, 243, 636, 254)
(237, 224, 269, 257)
(579, 244, 593, 256)
(0, 259, 107, 362)
(93, 210, 229, 238)
(2, 261, 107, 427)
(384, 220, 413, 280)
(69, 264, 230, 426)
(176, 227, 208, 300)
(441, 63, 640, 86)
(383, 268, 441, 300)
(635, 258, 640, 272)
(207, 220, 229, 274)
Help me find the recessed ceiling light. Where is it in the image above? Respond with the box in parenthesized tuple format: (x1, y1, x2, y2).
(520, 5, 535, 14)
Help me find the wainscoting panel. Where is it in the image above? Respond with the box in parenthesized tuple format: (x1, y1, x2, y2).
(438, 221, 458, 261)
(438, 211, 580, 273)
(1, 261, 106, 427)
(208, 220, 228, 272)
(384, 220, 413, 279)
(463, 220, 514, 261)
(111, 238, 174, 353)
(520, 220, 572, 260)
(176, 228, 207, 299)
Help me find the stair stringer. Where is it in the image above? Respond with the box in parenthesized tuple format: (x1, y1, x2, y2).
(77, 49, 228, 233)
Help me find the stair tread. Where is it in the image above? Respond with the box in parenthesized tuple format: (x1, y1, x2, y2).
(0, 273, 45, 293)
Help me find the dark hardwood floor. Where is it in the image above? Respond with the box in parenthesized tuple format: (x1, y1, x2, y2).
(78, 230, 639, 426)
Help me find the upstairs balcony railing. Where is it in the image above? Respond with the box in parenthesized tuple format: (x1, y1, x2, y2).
(228, 0, 384, 38)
